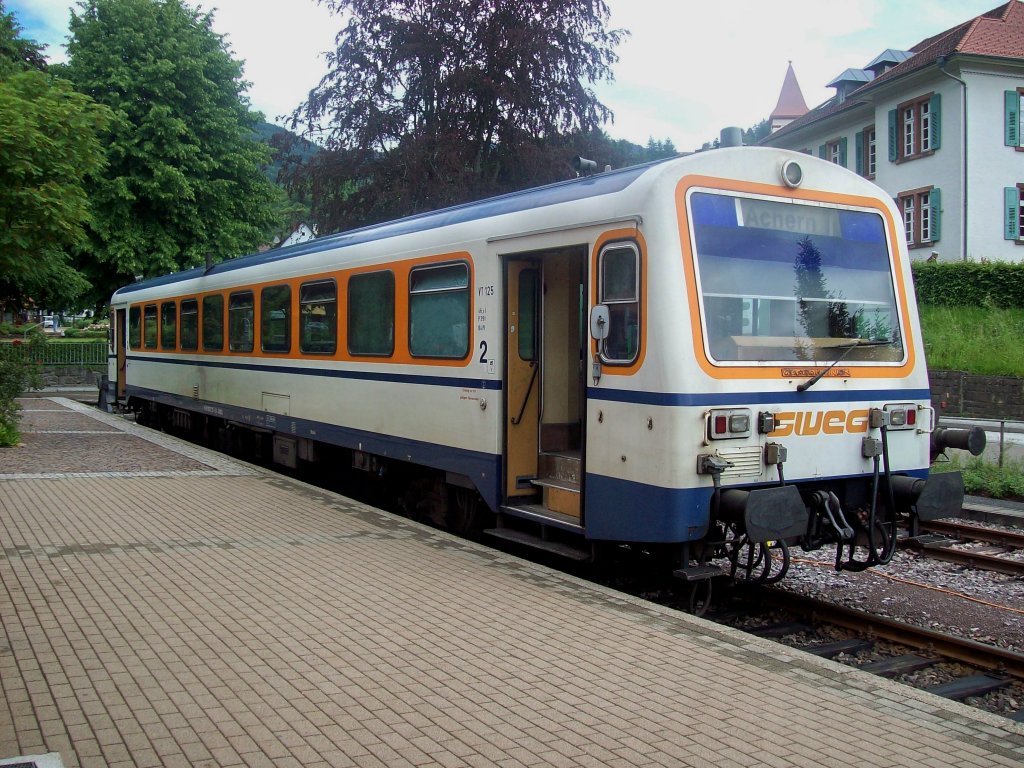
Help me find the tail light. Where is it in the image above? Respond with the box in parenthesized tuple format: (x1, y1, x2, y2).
(883, 403, 917, 430)
(708, 408, 752, 440)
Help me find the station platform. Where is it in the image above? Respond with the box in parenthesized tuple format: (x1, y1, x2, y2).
(2, 398, 1023, 768)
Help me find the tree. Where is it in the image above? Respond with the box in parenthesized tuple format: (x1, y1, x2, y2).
(62, 0, 280, 305)
(0, 2, 109, 314)
(0, 0, 45, 77)
(287, 0, 626, 231)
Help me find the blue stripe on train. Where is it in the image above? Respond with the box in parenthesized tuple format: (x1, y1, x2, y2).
(587, 387, 932, 407)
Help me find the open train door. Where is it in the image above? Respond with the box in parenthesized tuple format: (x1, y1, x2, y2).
(502, 247, 586, 526)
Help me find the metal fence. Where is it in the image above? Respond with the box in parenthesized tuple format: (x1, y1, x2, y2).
(0, 341, 108, 366)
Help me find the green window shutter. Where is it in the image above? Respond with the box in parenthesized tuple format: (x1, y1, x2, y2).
(839, 136, 848, 167)
(929, 188, 941, 242)
(888, 109, 898, 161)
(929, 93, 941, 150)
(818, 144, 826, 159)
(1005, 187, 1020, 240)
(854, 131, 864, 175)
(1006, 91, 1020, 147)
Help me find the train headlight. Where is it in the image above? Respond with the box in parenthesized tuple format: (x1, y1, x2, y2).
(882, 403, 917, 430)
(708, 408, 753, 440)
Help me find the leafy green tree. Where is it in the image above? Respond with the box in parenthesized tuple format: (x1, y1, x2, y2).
(287, 0, 625, 231)
(62, 0, 280, 305)
(0, 2, 108, 314)
(0, 0, 46, 77)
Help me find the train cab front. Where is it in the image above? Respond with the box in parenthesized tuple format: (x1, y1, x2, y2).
(676, 161, 986, 584)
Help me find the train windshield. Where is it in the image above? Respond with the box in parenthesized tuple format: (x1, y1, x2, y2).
(688, 191, 904, 364)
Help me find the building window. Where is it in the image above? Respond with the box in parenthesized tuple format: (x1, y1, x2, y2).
(348, 271, 394, 356)
(899, 187, 940, 247)
(855, 126, 876, 178)
(599, 243, 641, 363)
(300, 280, 337, 355)
(818, 137, 847, 167)
(409, 262, 470, 359)
(889, 94, 940, 162)
(202, 294, 224, 351)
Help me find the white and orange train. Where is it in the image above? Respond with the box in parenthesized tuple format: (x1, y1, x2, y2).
(104, 144, 983, 591)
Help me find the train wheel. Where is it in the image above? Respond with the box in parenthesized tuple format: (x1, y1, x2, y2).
(446, 487, 482, 537)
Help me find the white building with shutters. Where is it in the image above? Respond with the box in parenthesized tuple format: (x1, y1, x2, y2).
(761, 1, 1024, 263)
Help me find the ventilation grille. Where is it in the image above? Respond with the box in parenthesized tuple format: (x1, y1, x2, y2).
(716, 446, 763, 479)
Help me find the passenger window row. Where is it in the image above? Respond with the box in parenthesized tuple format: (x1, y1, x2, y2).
(126, 262, 470, 360)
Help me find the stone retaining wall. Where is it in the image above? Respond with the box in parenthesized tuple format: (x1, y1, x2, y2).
(39, 365, 105, 389)
(930, 370, 1024, 420)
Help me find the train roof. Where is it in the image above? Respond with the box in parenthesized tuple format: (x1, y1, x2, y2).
(112, 156, 674, 298)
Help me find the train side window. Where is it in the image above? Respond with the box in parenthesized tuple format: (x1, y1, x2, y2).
(202, 294, 224, 351)
(409, 262, 469, 359)
(180, 299, 198, 351)
(160, 301, 176, 350)
(300, 280, 337, 355)
(348, 271, 394, 356)
(143, 304, 158, 349)
(599, 243, 640, 364)
(228, 291, 254, 353)
(128, 306, 141, 349)
(261, 284, 291, 353)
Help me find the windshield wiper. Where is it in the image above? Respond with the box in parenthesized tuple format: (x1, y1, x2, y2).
(796, 340, 896, 392)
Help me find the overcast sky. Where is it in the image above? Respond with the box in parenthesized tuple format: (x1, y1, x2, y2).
(8, 0, 1004, 152)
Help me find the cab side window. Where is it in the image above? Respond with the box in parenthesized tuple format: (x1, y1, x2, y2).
(599, 244, 640, 364)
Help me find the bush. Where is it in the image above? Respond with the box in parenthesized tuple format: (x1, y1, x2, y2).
(0, 337, 44, 446)
(912, 261, 1024, 308)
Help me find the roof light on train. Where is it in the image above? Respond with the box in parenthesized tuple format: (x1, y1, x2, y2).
(780, 159, 803, 188)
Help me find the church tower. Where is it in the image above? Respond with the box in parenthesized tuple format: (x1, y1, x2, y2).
(769, 61, 809, 133)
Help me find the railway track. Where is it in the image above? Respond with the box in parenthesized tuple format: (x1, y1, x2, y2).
(901, 520, 1024, 577)
(707, 588, 1024, 722)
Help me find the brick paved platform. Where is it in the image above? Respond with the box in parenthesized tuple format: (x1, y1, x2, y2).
(2, 398, 1023, 767)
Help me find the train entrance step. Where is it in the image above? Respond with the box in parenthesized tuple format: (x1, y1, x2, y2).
(483, 527, 591, 561)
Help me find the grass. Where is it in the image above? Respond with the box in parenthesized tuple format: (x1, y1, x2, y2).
(918, 305, 1024, 376)
(931, 454, 1024, 502)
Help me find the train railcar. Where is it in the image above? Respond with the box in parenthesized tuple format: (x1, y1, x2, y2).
(104, 144, 983, 598)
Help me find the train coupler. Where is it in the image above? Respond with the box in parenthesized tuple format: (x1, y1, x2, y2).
(809, 490, 854, 542)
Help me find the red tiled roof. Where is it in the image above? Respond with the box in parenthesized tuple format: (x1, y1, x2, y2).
(763, 2, 1024, 144)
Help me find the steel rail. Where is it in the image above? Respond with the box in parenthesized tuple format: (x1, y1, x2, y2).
(759, 589, 1024, 679)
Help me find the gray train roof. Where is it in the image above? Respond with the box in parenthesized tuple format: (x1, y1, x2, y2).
(112, 157, 670, 298)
